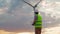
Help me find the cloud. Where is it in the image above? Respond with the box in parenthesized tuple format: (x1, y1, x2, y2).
(0, 0, 34, 32)
(0, 0, 60, 33)
(38, 0, 60, 28)
(42, 26, 60, 34)
(0, 30, 17, 34)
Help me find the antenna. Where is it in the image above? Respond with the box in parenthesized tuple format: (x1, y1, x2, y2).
(23, 0, 42, 10)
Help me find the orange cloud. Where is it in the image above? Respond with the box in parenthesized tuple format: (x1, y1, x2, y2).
(0, 30, 17, 34)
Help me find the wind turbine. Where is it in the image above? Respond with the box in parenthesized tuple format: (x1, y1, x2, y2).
(22, 0, 42, 12)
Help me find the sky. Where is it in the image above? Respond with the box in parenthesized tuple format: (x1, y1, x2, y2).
(0, 0, 60, 34)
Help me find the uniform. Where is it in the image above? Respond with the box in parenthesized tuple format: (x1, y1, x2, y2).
(32, 13, 42, 34)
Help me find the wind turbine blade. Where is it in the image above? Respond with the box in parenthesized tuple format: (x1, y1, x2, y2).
(23, 0, 33, 7)
(34, 0, 42, 7)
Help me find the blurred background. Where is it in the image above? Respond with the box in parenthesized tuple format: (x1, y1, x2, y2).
(0, 0, 60, 34)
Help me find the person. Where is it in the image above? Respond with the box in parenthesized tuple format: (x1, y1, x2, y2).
(32, 12, 42, 34)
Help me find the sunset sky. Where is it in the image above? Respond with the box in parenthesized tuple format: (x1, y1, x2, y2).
(0, 0, 60, 34)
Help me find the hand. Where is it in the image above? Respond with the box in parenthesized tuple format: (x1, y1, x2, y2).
(32, 23, 34, 26)
(32, 22, 35, 26)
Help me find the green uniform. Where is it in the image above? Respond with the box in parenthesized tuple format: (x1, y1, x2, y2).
(34, 14, 42, 28)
